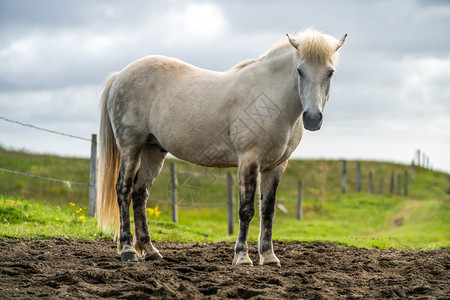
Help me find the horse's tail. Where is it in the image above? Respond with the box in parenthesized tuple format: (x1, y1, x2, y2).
(96, 72, 120, 236)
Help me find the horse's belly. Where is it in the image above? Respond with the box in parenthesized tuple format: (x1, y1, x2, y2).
(166, 140, 238, 168)
(196, 145, 239, 168)
(157, 118, 303, 170)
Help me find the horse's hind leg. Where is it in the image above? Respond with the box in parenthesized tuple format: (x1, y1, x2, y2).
(258, 161, 287, 267)
(116, 148, 142, 262)
(132, 145, 166, 260)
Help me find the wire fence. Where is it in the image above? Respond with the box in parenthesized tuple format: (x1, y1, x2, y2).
(0, 116, 92, 142)
(1, 115, 98, 215)
(0, 167, 89, 186)
(1, 115, 94, 188)
(1, 115, 425, 226)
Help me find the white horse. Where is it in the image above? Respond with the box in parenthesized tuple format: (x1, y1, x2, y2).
(96, 28, 346, 265)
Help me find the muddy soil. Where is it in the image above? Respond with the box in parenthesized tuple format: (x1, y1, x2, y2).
(0, 239, 448, 299)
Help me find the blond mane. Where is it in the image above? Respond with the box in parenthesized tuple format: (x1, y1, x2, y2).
(232, 28, 338, 70)
(294, 28, 338, 63)
(232, 58, 257, 70)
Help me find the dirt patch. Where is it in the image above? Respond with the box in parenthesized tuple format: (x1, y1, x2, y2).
(0, 239, 448, 299)
(391, 217, 404, 228)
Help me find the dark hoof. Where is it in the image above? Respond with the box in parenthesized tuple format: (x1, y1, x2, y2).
(146, 252, 163, 261)
(121, 252, 138, 262)
(266, 262, 281, 267)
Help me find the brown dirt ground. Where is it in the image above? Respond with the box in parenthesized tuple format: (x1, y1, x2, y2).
(0, 239, 448, 299)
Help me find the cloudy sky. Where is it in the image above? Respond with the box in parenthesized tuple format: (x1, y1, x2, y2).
(0, 0, 449, 173)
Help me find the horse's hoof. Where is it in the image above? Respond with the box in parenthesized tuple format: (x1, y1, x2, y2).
(259, 252, 280, 267)
(121, 252, 138, 262)
(146, 252, 163, 261)
(265, 262, 281, 267)
(232, 253, 253, 266)
(232, 257, 253, 266)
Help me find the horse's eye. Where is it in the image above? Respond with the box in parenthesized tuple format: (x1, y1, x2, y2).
(297, 68, 303, 77)
(328, 70, 335, 78)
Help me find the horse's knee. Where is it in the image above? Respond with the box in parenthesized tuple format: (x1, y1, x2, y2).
(260, 194, 276, 223)
(239, 205, 255, 223)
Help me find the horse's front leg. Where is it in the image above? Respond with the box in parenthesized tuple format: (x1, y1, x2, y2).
(233, 159, 259, 266)
(258, 161, 287, 267)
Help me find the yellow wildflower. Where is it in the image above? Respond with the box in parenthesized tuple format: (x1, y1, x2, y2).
(55, 218, 59, 221)
(146, 207, 154, 216)
(69, 202, 75, 206)
(79, 215, 86, 221)
(154, 206, 161, 218)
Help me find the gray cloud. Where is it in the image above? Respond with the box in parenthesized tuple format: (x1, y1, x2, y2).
(2, 0, 448, 90)
(0, 0, 449, 172)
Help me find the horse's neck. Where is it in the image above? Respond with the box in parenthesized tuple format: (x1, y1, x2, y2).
(237, 51, 303, 124)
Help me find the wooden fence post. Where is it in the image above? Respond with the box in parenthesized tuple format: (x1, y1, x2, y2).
(411, 161, 415, 181)
(170, 162, 178, 224)
(389, 171, 394, 194)
(297, 180, 303, 220)
(416, 149, 421, 167)
(379, 177, 384, 195)
(404, 170, 408, 196)
(341, 160, 346, 194)
(368, 171, 373, 194)
(88, 134, 97, 217)
(356, 162, 361, 192)
(397, 174, 401, 196)
(227, 172, 234, 234)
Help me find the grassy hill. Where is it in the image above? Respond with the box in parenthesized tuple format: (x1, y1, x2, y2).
(1, 146, 449, 249)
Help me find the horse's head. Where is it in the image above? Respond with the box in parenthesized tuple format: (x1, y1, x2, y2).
(287, 30, 346, 131)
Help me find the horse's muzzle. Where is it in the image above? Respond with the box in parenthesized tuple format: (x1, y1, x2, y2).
(302, 111, 323, 131)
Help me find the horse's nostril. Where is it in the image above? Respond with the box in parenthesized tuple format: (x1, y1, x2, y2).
(303, 110, 323, 131)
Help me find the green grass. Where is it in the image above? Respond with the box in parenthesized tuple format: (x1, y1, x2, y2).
(0, 196, 103, 239)
(1, 194, 448, 249)
(0, 146, 449, 249)
(0, 146, 90, 207)
(372, 198, 450, 249)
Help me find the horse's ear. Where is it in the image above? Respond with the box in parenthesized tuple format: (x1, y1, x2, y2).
(335, 33, 347, 51)
(286, 33, 299, 49)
